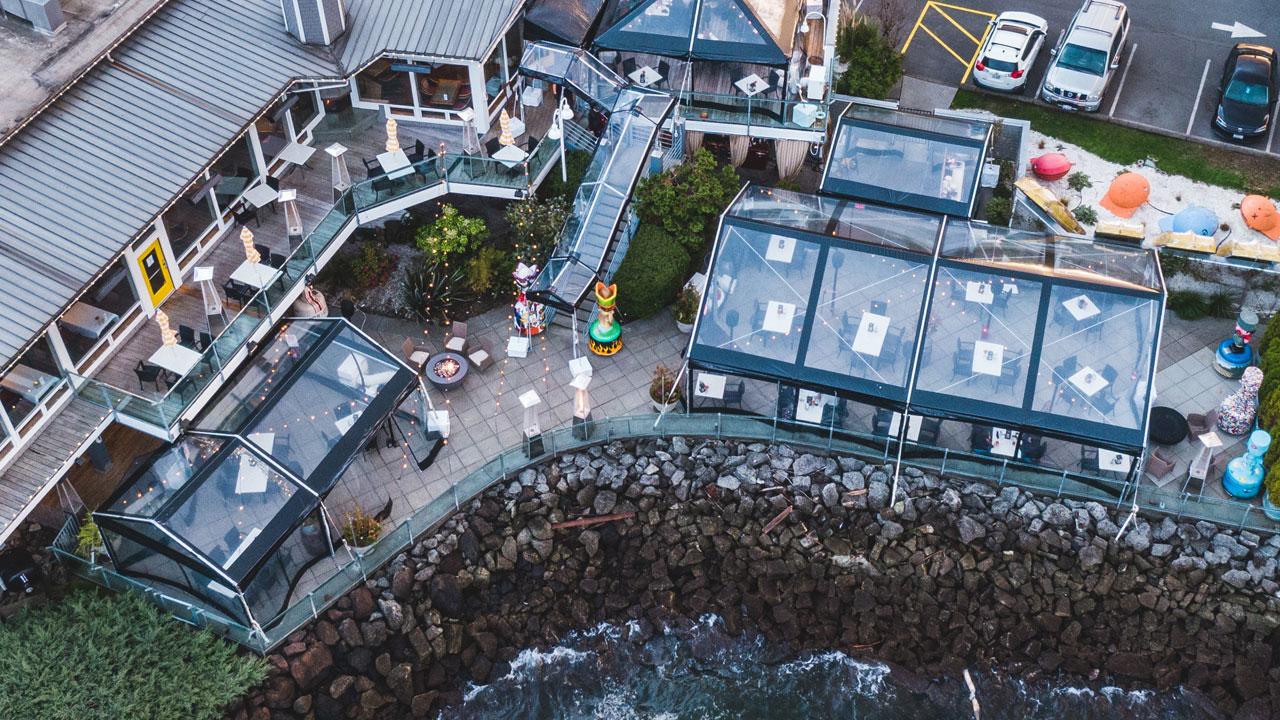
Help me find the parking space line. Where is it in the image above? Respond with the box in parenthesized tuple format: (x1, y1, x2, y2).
(1185, 58, 1212, 136)
(931, 5, 982, 46)
(1107, 42, 1136, 118)
(961, 21, 993, 85)
(900, 2, 934, 54)
(919, 23, 970, 65)
(1268, 113, 1278, 154)
(929, 1, 995, 18)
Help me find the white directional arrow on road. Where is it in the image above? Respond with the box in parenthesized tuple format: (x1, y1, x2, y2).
(1210, 21, 1265, 39)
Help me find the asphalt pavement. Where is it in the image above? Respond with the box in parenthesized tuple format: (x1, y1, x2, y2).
(862, 0, 1280, 155)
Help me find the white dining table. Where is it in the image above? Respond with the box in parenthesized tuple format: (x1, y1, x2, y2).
(762, 301, 796, 334)
(887, 412, 924, 442)
(694, 372, 727, 399)
(629, 65, 662, 87)
(235, 432, 275, 494)
(765, 234, 795, 263)
(278, 142, 316, 168)
(852, 312, 889, 356)
(1097, 449, 1133, 473)
(492, 143, 529, 168)
(1069, 366, 1109, 397)
(230, 261, 280, 289)
(1063, 294, 1101, 321)
(377, 149, 414, 179)
(991, 428, 1020, 457)
(795, 390, 834, 424)
(972, 340, 1004, 376)
(61, 301, 119, 339)
(242, 183, 280, 209)
(0, 364, 59, 404)
(965, 281, 994, 304)
(148, 344, 202, 376)
(735, 73, 768, 96)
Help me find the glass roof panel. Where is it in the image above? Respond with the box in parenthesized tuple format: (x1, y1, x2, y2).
(804, 248, 929, 390)
(695, 0, 772, 46)
(844, 104, 991, 141)
(731, 186, 942, 254)
(162, 440, 298, 573)
(238, 327, 402, 483)
(1031, 285, 1161, 431)
(200, 321, 330, 432)
(942, 222, 1161, 291)
(601, 0, 697, 44)
(106, 436, 227, 517)
(823, 118, 984, 215)
(694, 224, 820, 366)
(916, 265, 1043, 409)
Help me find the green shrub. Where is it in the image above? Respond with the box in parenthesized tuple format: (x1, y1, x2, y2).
(1252, 316, 1277, 360)
(504, 195, 570, 266)
(350, 240, 396, 290)
(1066, 171, 1093, 194)
(1158, 253, 1191, 278)
(984, 196, 1012, 226)
(1166, 290, 1208, 320)
(75, 512, 102, 559)
(633, 148, 739, 254)
(0, 589, 266, 720)
(1071, 205, 1098, 225)
(465, 246, 510, 295)
(834, 20, 903, 100)
(415, 204, 487, 259)
(538, 149, 592, 200)
(403, 258, 474, 324)
(614, 225, 690, 321)
(1266, 460, 1280, 508)
(1206, 292, 1236, 319)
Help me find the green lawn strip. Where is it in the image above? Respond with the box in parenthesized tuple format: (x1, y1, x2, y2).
(952, 90, 1280, 197)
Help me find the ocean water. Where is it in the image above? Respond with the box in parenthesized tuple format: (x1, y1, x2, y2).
(445, 616, 1205, 720)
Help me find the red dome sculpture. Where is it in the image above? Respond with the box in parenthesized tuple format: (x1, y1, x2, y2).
(1241, 195, 1280, 240)
(1030, 153, 1072, 181)
(1099, 172, 1150, 219)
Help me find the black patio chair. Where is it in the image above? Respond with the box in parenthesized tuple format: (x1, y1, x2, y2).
(363, 157, 380, 173)
(1079, 446, 1099, 471)
(371, 176, 393, 196)
(918, 417, 942, 446)
(178, 324, 199, 350)
(1019, 435, 1047, 464)
(407, 138, 426, 163)
(200, 332, 214, 351)
(254, 243, 272, 261)
(234, 205, 261, 228)
(134, 361, 164, 391)
(526, 134, 541, 152)
(365, 165, 386, 180)
(656, 60, 671, 87)
(970, 425, 993, 454)
(871, 407, 893, 437)
(952, 340, 975, 379)
(223, 279, 253, 309)
(484, 137, 502, 157)
(622, 57, 638, 79)
(996, 358, 1023, 393)
(722, 380, 745, 408)
(267, 253, 288, 270)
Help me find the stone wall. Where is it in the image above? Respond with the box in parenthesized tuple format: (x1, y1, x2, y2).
(231, 437, 1280, 720)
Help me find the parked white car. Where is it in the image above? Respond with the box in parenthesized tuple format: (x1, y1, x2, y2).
(1039, 0, 1131, 112)
(972, 12, 1049, 92)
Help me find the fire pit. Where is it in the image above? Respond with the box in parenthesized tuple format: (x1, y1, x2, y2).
(425, 351, 468, 391)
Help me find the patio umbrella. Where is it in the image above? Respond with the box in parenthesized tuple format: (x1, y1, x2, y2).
(385, 118, 400, 153)
(498, 109, 515, 146)
(155, 309, 177, 347)
(1241, 195, 1280, 240)
(241, 226, 261, 264)
(1099, 172, 1149, 218)
(1158, 206, 1218, 237)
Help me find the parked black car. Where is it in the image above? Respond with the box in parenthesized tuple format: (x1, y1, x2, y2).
(1213, 43, 1278, 141)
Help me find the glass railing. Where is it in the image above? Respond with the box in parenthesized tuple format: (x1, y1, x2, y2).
(74, 149, 549, 432)
(520, 41, 626, 110)
(55, 410, 1279, 654)
(677, 90, 829, 133)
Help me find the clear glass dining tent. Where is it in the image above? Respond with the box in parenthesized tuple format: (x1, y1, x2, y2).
(821, 104, 993, 218)
(93, 318, 421, 634)
(687, 186, 1165, 456)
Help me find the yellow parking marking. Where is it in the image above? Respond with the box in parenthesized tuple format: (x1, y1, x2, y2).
(919, 24, 970, 65)
(932, 5, 983, 46)
(900, 1, 997, 86)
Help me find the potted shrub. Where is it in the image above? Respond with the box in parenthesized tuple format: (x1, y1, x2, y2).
(1264, 464, 1280, 521)
(649, 363, 683, 413)
(75, 512, 105, 561)
(673, 287, 700, 333)
(341, 507, 383, 554)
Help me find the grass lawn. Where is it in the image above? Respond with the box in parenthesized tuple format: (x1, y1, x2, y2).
(953, 89, 1280, 197)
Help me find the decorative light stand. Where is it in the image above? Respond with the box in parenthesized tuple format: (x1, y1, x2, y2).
(1223, 429, 1271, 498)
(325, 143, 351, 201)
(588, 281, 622, 356)
(519, 389, 544, 457)
(571, 373, 594, 440)
(1214, 309, 1258, 378)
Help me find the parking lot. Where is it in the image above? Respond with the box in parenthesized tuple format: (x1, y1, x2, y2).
(866, 0, 1280, 156)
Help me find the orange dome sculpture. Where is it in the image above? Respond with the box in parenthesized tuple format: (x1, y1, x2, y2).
(1099, 172, 1150, 218)
(1241, 195, 1280, 240)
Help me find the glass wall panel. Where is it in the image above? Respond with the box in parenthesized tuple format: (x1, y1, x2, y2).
(106, 435, 227, 516)
(244, 510, 330, 624)
(417, 63, 472, 111)
(805, 249, 928, 389)
(57, 257, 137, 365)
(695, 225, 820, 366)
(211, 134, 259, 209)
(483, 45, 505, 99)
(355, 58, 414, 106)
(504, 25, 522, 82)
(256, 97, 292, 162)
(162, 180, 218, 260)
(916, 265, 1042, 408)
(1033, 286, 1160, 431)
(1, 333, 63, 430)
(199, 321, 330, 432)
(288, 91, 320, 135)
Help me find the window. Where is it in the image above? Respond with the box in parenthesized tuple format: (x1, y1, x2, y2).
(288, 91, 320, 134)
(1225, 74, 1270, 105)
(355, 59, 414, 106)
(1, 332, 64, 432)
(57, 257, 136, 365)
(1057, 44, 1107, 75)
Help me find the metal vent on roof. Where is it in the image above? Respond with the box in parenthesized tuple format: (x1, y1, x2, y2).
(0, 0, 66, 35)
(281, 0, 348, 46)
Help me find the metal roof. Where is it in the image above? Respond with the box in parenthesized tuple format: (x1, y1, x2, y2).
(0, 0, 522, 371)
(339, 0, 523, 68)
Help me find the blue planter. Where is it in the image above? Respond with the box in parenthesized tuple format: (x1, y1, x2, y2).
(1264, 492, 1280, 522)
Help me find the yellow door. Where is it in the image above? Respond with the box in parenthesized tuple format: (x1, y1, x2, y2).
(135, 237, 175, 308)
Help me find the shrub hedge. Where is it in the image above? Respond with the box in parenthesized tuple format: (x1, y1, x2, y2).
(614, 225, 690, 321)
(0, 589, 267, 720)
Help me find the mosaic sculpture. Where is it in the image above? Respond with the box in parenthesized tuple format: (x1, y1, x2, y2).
(588, 282, 622, 356)
(512, 262, 545, 336)
(1217, 365, 1263, 435)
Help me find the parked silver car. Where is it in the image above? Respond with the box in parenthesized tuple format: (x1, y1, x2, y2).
(1039, 0, 1130, 111)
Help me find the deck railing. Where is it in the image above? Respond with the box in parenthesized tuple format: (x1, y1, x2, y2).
(676, 90, 830, 135)
(73, 142, 560, 433)
(53, 411, 1278, 654)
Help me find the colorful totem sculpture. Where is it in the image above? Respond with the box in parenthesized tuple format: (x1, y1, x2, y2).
(512, 262, 545, 336)
(588, 282, 622, 356)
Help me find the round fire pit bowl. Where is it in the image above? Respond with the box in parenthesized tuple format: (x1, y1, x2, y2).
(425, 352, 469, 391)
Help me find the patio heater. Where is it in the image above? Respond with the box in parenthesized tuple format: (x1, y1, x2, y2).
(571, 373, 594, 440)
(519, 389, 544, 457)
(545, 96, 575, 183)
(325, 143, 351, 201)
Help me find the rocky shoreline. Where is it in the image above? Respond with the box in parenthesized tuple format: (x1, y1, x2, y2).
(231, 437, 1280, 720)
